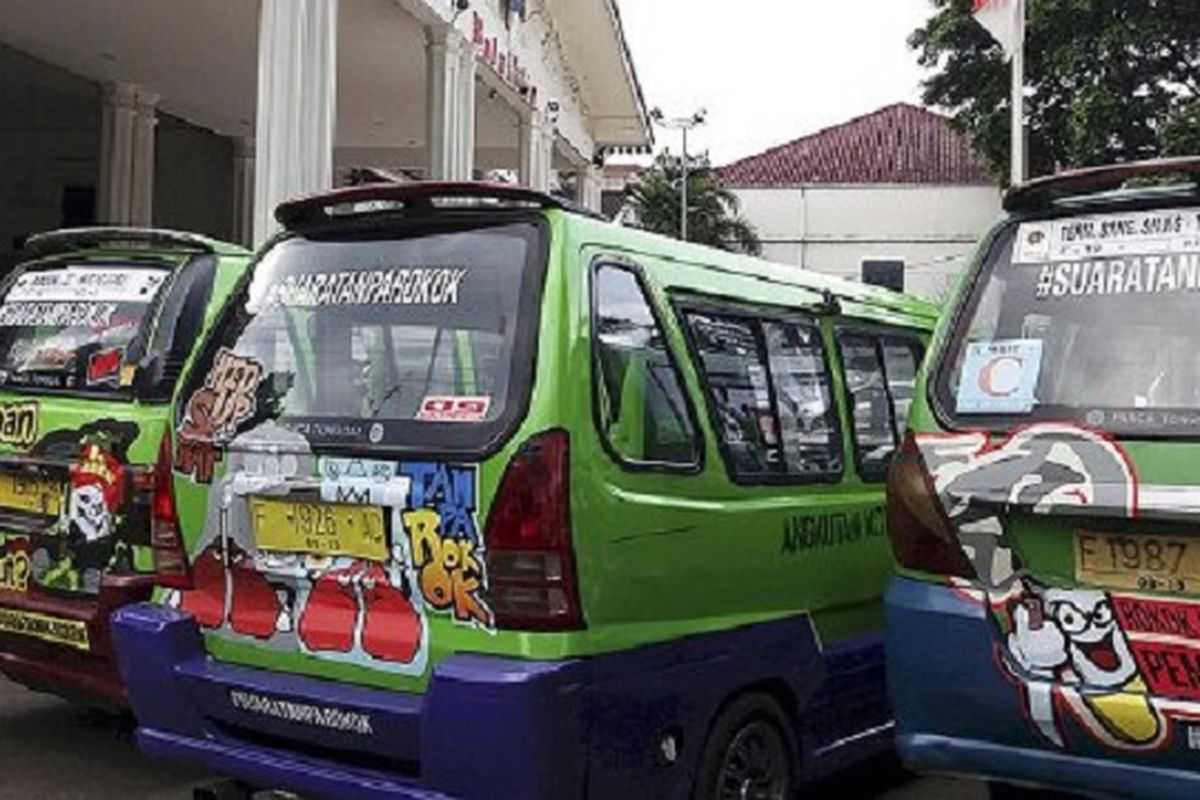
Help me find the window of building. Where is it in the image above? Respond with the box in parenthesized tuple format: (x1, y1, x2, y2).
(683, 305, 842, 483)
(592, 264, 700, 468)
(837, 329, 924, 481)
(862, 259, 905, 292)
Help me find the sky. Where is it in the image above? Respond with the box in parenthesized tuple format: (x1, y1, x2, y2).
(617, 0, 937, 166)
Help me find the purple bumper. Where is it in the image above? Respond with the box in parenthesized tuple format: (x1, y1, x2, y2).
(112, 603, 824, 800)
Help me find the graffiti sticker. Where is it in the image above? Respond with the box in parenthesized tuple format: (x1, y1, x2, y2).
(171, 435, 494, 676)
(0, 545, 31, 593)
(176, 348, 266, 484)
(914, 422, 1200, 751)
(0, 401, 38, 448)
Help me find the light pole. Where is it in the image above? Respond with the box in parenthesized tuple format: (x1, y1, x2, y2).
(650, 107, 707, 242)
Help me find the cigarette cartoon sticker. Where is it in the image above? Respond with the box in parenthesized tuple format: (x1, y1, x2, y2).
(176, 348, 267, 484)
(168, 421, 493, 675)
(915, 422, 1191, 750)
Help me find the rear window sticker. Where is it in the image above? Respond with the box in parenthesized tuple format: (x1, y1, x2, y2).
(1034, 254, 1200, 300)
(7, 267, 168, 303)
(1015, 209, 1200, 264)
(956, 339, 1044, 415)
(175, 348, 267, 484)
(86, 347, 124, 386)
(0, 301, 118, 328)
(416, 396, 491, 423)
(259, 267, 468, 308)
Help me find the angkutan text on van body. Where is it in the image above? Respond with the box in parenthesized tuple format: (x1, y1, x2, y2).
(780, 507, 885, 555)
(1034, 253, 1200, 299)
(260, 267, 468, 308)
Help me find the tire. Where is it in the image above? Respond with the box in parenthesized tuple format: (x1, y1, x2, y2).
(693, 693, 798, 800)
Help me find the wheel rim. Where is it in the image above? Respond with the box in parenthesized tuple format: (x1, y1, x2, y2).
(715, 719, 790, 800)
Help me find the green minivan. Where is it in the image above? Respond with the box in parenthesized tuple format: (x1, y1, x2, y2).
(0, 228, 250, 708)
(886, 157, 1200, 799)
(113, 182, 937, 799)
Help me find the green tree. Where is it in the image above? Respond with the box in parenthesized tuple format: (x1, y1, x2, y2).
(626, 152, 761, 255)
(911, 0, 1200, 182)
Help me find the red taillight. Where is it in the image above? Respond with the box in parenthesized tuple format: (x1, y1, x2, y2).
(150, 435, 191, 589)
(887, 432, 974, 579)
(483, 429, 583, 631)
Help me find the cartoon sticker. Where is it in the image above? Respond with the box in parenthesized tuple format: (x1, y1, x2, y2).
(955, 339, 1043, 415)
(416, 396, 491, 423)
(176, 348, 266, 484)
(913, 422, 1200, 750)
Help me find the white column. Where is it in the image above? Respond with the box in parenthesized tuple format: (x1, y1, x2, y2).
(232, 137, 256, 247)
(130, 90, 158, 226)
(253, 0, 338, 247)
(425, 27, 476, 181)
(518, 113, 553, 192)
(577, 165, 603, 213)
(98, 82, 139, 225)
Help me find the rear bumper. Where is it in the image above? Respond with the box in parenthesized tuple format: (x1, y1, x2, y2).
(887, 577, 1200, 800)
(113, 604, 825, 800)
(0, 580, 152, 709)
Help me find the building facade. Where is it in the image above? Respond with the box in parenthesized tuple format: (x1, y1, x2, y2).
(720, 104, 1001, 300)
(0, 0, 652, 255)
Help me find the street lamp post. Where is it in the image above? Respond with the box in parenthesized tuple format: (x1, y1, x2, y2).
(650, 107, 707, 242)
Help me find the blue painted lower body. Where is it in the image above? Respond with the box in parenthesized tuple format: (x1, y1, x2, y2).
(113, 604, 891, 800)
(887, 577, 1200, 800)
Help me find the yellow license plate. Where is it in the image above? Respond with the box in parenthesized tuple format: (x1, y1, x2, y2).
(250, 498, 387, 562)
(0, 608, 89, 650)
(0, 472, 64, 517)
(1076, 530, 1200, 594)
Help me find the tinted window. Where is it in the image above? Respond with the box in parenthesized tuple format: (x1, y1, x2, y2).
(763, 321, 842, 475)
(935, 206, 1200, 436)
(839, 332, 897, 478)
(686, 309, 841, 482)
(0, 262, 171, 393)
(838, 330, 924, 480)
(593, 265, 698, 467)
(179, 220, 545, 451)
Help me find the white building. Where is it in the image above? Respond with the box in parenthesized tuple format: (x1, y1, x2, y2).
(0, 0, 652, 254)
(720, 104, 1002, 300)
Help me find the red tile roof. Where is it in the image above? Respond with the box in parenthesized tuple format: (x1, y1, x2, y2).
(719, 103, 993, 188)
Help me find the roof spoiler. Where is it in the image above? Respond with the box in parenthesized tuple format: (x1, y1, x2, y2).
(23, 227, 219, 257)
(275, 181, 603, 229)
(1004, 157, 1200, 213)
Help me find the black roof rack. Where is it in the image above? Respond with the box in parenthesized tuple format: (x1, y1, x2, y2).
(1004, 157, 1200, 213)
(275, 181, 604, 229)
(23, 227, 220, 257)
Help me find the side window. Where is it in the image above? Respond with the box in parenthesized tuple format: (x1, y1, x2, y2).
(592, 264, 699, 468)
(882, 337, 922, 437)
(837, 329, 924, 481)
(686, 313, 778, 478)
(685, 308, 842, 483)
(762, 321, 842, 476)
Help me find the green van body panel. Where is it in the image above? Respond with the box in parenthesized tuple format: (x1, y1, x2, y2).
(170, 208, 938, 694)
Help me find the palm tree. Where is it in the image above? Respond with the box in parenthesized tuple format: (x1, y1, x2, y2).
(625, 152, 761, 256)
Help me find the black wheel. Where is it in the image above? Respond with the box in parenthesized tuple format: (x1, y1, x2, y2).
(694, 693, 797, 800)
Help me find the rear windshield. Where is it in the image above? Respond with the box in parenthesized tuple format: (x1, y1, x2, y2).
(0, 263, 170, 392)
(935, 205, 1200, 436)
(178, 218, 546, 453)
